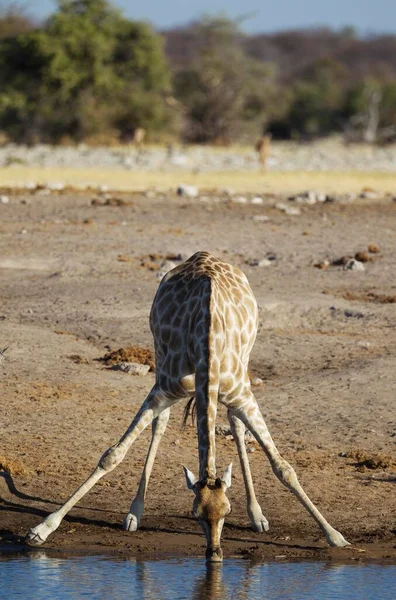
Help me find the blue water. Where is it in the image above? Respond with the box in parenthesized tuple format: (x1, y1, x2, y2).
(0, 552, 395, 600)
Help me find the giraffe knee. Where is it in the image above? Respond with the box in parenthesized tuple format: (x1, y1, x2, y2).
(272, 459, 298, 489)
(98, 445, 125, 472)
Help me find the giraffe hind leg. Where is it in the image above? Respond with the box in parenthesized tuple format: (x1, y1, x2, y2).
(227, 410, 269, 533)
(232, 392, 350, 548)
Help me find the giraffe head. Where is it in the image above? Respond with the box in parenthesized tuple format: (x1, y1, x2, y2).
(183, 464, 232, 562)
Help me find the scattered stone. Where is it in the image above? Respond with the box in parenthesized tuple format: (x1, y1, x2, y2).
(357, 341, 371, 349)
(177, 184, 199, 198)
(156, 259, 177, 280)
(275, 202, 301, 216)
(360, 188, 378, 199)
(246, 257, 273, 268)
(289, 190, 317, 205)
(215, 425, 231, 436)
(332, 255, 352, 266)
(46, 181, 65, 191)
(251, 196, 264, 205)
(314, 259, 330, 269)
(247, 447, 256, 454)
(111, 362, 150, 376)
(368, 242, 381, 254)
(251, 377, 263, 386)
(355, 251, 371, 263)
(344, 310, 364, 319)
(343, 259, 365, 272)
(0, 195, 9, 204)
(253, 215, 270, 223)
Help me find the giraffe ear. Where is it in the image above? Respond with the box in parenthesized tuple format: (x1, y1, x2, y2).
(183, 466, 198, 492)
(221, 463, 232, 489)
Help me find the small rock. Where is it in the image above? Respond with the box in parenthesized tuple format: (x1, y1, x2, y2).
(275, 202, 301, 216)
(215, 425, 231, 436)
(251, 377, 263, 386)
(314, 259, 330, 269)
(343, 259, 365, 272)
(232, 196, 248, 204)
(289, 190, 317, 205)
(253, 215, 270, 223)
(368, 242, 381, 254)
(332, 255, 352, 266)
(357, 341, 371, 349)
(156, 260, 176, 280)
(20, 229, 27, 234)
(0, 195, 9, 204)
(225, 434, 234, 441)
(177, 184, 199, 198)
(111, 362, 150, 376)
(46, 182, 65, 191)
(247, 447, 256, 454)
(251, 196, 264, 205)
(355, 251, 370, 263)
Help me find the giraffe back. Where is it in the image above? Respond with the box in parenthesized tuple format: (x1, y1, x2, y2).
(150, 252, 258, 401)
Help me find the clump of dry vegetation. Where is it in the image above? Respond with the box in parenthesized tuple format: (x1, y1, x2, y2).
(0, 455, 29, 476)
(99, 346, 155, 371)
(346, 450, 396, 471)
(342, 291, 396, 304)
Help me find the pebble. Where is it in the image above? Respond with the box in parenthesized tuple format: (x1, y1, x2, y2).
(275, 202, 301, 216)
(343, 259, 365, 271)
(0, 195, 9, 204)
(355, 251, 370, 263)
(156, 260, 177, 280)
(253, 215, 270, 223)
(251, 377, 264, 386)
(251, 196, 264, 204)
(111, 362, 150, 376)
(368, 242, 381, 254)
(177, 184, 199, 198)
(314, 259, 330, 269)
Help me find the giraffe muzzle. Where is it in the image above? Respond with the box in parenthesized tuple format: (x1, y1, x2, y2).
(206, 546, 223, 562)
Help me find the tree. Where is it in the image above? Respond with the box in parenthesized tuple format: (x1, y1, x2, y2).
(0, 0, 172, 142)
(173, 17, 277, 143)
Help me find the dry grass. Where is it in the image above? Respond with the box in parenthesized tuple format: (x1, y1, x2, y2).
(99, 346, 155, 371)
(0, 455, 29, 476)
(2, 166, 396, 194)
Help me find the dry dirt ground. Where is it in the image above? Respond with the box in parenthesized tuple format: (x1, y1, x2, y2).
(0, 186, 395, 563)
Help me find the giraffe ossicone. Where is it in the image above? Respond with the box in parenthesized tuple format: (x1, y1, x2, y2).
(26, 251, 350, 560)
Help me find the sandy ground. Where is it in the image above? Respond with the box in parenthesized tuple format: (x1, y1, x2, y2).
(0, 183, 395, 562)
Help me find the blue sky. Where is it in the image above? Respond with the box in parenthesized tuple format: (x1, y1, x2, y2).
(26, 0, 396, 34)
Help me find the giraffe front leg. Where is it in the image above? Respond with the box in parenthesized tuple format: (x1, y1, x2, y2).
(26, 386, 169, 546)
(123, 407, 170, 532)
(234, 393, 350, 548)
(227, 410, 269, 533)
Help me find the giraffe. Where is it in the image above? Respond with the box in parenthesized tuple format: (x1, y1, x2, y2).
(26, 251, 350, 561)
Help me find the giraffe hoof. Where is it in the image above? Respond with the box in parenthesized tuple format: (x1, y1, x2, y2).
(251, 518, 270, 533)
(123, 514, 140, 532)
(25, 529, 46, 546)
(327, 531, 351, 548)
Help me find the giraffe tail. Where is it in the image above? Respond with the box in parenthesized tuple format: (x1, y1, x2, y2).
(182, 397, 196, 429)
